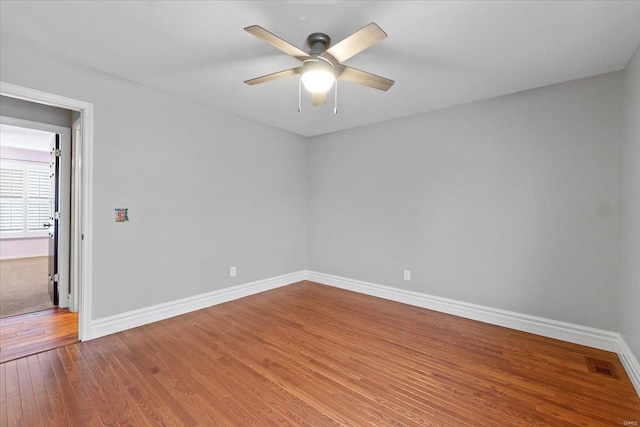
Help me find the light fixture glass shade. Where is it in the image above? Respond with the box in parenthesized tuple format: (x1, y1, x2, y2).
(301, 59, 335, 93)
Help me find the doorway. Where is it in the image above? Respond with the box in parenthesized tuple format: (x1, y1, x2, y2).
(0, 118, 76, 362)
(0, 124, 62, 317)
(0, 82, 93, 361)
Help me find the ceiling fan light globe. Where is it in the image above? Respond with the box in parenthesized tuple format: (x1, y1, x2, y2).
(301, 58, 336, 93)
(301, 69, 335, 93)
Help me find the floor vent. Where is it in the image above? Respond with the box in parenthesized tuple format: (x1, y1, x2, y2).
(585, 356, 618, 379)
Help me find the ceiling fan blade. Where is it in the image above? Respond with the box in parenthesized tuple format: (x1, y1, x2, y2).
(244, 67, 301, 86)
(312, 91, 327, 107)
(338, 66, 394, 91)
(322, 22, 387, 64)
(245, 25, 310, 61)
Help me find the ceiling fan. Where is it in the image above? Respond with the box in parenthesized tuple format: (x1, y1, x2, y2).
(244, 22, 394, 111)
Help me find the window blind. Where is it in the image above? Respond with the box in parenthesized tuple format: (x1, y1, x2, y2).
(0, 167, 24, 198)
(0, 164, 51, 236)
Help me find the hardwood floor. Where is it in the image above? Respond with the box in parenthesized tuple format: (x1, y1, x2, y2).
(1, 281, 638, 426)
(0, 308, 78, 364)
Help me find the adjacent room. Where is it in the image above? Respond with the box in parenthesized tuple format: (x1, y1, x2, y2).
(0, 1, 639, 425)
(0, 124, 54, 317)
(0, 96, 79, 364)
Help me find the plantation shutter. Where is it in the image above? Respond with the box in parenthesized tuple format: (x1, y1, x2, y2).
(0, 167, 25, 232)
(27, 170, 50, 231)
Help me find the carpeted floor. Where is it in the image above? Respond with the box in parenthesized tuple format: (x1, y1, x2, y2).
(0, 257, 53, 318)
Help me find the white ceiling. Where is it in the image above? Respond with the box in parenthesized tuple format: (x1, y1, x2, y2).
(1, 1, 640, 137)
(0, 124, 54, 152)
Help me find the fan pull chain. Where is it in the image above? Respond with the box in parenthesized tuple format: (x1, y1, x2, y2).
(334, 79, 338, 114)
(298, 77, 302, 113)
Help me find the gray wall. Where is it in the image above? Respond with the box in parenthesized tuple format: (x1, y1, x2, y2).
(0, 95, 73, 127)
(308, 72, 623, 331)
(621, 44, 640, 355)
(0, 42, 308, 319)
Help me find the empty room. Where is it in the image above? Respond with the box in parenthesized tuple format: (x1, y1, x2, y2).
(1, 1, 639, 425)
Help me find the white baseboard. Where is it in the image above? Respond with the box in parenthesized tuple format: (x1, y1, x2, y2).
(87, 268, 639, 397)
(305, 271, 620, 353)
(618, 335, 640, 396)
(90, 271, 305, 340)
(0, 253, 48, 260)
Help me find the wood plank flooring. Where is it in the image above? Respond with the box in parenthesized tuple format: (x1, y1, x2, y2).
(0, 308, 78, 364)
(1, 281, 639, 426)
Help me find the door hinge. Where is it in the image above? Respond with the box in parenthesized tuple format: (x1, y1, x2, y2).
(54, 149, 61, 157)
(53, 273, 59, 282)
(54, 211, 60, 220)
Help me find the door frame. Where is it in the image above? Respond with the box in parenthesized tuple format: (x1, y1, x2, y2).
(1, 81, 93, 341)
(1, 116, 71, 308)
(71, 117, 82, 313)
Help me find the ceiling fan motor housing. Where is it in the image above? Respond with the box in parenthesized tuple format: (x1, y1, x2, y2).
(306, 33, 331, 55)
